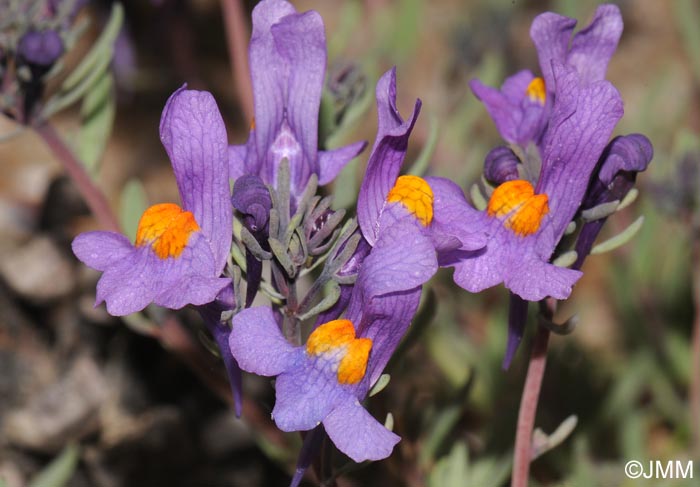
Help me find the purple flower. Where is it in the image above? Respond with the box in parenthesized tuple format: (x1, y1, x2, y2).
(231, 174, 272, 306)
(357, 68, 486, 279)
(453, 62, 624, 302)
(17, 30, 64, 68)
(573, 133, 653, 269)
(229, 0, 366, 198)
(72, 87, 232, 316)
(229, 220, 434, 461)
(469, 4, 622, 148)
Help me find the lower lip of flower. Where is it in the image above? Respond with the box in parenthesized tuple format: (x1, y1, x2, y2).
(487, 179, 549, 237)
(386, 175, 434, 226)
(135, 203, 200, 259)
(306, 319, 372, 385)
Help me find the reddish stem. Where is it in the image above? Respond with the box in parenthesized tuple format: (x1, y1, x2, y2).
(220, 0, 255, 123)
(35, 122, 121, 233)
(691, 237, 700, 458)
(511, 299, 554, 487)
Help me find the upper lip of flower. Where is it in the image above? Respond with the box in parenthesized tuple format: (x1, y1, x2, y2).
(228, 0, 366, 195)
(71, 87, 232, 316)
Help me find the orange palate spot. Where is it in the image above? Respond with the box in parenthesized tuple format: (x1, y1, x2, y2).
(487, 180, 549, 237)
(306, 319, 373, 385)
(386, 175, 434, 226)
(526, 77, 546, 105)
(135, 203, 200, 259)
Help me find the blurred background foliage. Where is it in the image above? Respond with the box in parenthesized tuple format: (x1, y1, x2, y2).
(0, 0, 698, 486)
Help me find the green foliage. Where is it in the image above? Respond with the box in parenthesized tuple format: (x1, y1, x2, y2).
(41, 3, 124, 120)
(77, 72, 116, 177)
(119, 178, 148, 243)
(28, 444, 80, 487)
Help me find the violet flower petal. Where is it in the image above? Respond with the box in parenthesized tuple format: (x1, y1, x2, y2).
(229, 306, 298, 376)
(269, 9, 326, 191)
(567, 4, 623, 85)
(159, 86, 232, 273)
(469, 70, 535, 145)
(425, 176, 488, 253)
(573, 134, 653, 269)
(357, 68, 421, 246)
(272, 360, 352, 431)
(502, 293, 528, 370)
(357, 288, 422, 386)
(72, 231, 134, 271)
(536, 62, 624, 241)
(358, 216, 437, 298)
(322, 398, 400, 462)
(530, 13, 577, 92)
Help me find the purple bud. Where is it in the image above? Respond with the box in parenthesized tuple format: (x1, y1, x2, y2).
(573, 134, 653, 270)
(231, 175, 271, 236)
(484, 146, 520, 185)
(17, 30, 64, 68)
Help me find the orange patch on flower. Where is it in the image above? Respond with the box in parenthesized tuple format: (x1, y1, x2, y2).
(135, 203, 200, 259)
(487, 180, 549, 237)
(386, 175, 434, 226)
(306, 319, 373, 385)
(526, 77, 546, 105)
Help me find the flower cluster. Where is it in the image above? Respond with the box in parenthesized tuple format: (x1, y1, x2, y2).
(71, 0, 652, 482)
(462, 4, 653, 367)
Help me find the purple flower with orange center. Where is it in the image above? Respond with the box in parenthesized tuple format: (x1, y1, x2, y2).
(229, 221, 432, 461)
(229, 0, 366, 199)
(356, 68, 486, 282)
(453, 62, 623, 302)
(453, 4, 632, 304)
(470, 4, 622, 149)
(72, 86, 232, 316)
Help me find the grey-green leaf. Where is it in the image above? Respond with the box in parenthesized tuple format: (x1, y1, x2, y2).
(78, 72, 115, 176)
(119, 178, 148, 242)
(591, 215, 645, 255)
(28, 444, 80, 487)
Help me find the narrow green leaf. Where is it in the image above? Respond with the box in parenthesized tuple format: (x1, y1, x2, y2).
(369, 374, 391, 397)
(591, 215, 645, 255)
(43, 52, 112, 119)
(296, 280, 341, 321)
(384, 412, 394, 432)
(62, 3, 124, 92)
(564, 221, 577, 235)
(617, 188, 638, 211)
(552, 250, 577, 268)
(119, 178, 148, 242)
(28, 444, 80, 487)
(581, 200, 620, 222)
(532, 415, 578, 460)
(269, 238, 295, 277)
(78, 72, 115, 176)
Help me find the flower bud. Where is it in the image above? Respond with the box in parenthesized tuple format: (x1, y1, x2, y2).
(484, 146, 520, 185)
